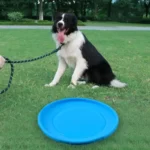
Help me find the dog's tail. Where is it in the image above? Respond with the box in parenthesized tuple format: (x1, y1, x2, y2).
(110, 79, 127, 88)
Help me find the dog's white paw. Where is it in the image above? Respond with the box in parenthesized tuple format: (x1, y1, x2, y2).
(92, 85, 99, 89)
(77, 81, 86, 85)
(44, 84, 51, 87)
(44, 82, 56, 87)
(67, 84, 76, 89)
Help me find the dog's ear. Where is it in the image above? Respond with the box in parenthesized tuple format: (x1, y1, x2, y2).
(72, 14, 77, 25)
(71, 14, 78, 30)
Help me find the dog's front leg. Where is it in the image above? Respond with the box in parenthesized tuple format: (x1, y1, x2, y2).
(45, 57, 67, 87)
(70, 59, 87, 86)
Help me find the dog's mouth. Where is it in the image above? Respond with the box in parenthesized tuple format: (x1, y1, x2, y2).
(57, 28, 69, 43)
(57, 28, 68, 34)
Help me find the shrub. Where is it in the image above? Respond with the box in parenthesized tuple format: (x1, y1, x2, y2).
(112, 0, 143, 23)
(95, 13, 108, 21)
(79, 16, 87, 22)
(139, 18, 150, 24)
(7, 12, 24, 22)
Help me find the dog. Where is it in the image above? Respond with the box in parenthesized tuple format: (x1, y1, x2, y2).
(45, 13, 127, 88)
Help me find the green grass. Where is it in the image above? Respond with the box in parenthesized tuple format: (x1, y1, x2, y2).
(0, 19, 85, 26)
(1, 19, 150, 26)
(0, 30, 150, 150)
(0, 19, 53, 25)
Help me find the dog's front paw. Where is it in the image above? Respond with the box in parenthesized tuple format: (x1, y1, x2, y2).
(67, 84, 76, 89)
(71, 79, 77, 86)
(44, 82, 56, 87)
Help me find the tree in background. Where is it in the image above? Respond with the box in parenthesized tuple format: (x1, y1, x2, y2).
(79, 0, 113, 21)
(0, 0, 35, 19)
(107, 0, 112, 18)
(144, 0, 150, 17)
(0, 0, 149, 23)
(37, 0, 53, 20)
(38, 0, 44, 20)
(112, 0, 143, 22)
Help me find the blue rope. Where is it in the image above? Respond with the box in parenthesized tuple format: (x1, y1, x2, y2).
(0, 44, 63, 94)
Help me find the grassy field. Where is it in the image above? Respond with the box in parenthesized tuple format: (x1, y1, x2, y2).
(0, 20, 85, 26)
(0, 29, 150, 150)
(0, 20, 150, 27)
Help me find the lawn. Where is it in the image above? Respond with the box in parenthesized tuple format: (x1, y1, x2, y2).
(1, 20, 150, 27)
(0, 20, 85, 26)
(0, 29, 150, 150)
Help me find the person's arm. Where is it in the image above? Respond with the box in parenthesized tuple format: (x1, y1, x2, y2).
(0, 56, 5, 69)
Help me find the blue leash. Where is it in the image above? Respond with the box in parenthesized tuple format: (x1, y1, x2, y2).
(0, 44, 63, 94)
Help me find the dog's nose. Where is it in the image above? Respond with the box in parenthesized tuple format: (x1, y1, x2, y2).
(57, 22, 63, 28)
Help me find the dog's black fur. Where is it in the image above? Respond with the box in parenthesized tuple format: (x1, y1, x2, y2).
(81, 35, 116, 85)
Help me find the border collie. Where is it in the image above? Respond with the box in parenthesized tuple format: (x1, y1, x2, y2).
(45, 13, 127, 88)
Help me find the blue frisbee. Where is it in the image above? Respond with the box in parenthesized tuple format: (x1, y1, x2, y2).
(38, 98, 119, 144)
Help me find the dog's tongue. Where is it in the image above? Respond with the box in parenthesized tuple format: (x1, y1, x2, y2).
(57, 30, 65, 43)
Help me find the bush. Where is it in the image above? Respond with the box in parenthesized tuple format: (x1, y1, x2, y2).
(0, 19, 85, 26)
(22, 18, 35, 22)
(112, 0, 143, 23)
(79, 16, 87, 22)
(78, 20, 85, 26)
(139, 18, 150, 24)
(7, 12, 24, 22)
(95, 13, 108, 21)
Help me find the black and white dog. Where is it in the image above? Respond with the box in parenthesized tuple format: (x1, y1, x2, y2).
(45, 13, 127, 88)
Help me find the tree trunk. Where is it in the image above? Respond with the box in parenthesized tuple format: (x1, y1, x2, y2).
(51, 1, 55, 21)
(71, 0, 78, 17)
(36, 2, 39, 20)
(55, 0, 61, 12)
(145, 6, 149, 17)
(94, 2, 98, 18)
(83, 0, 87, 16)
(144, 0, 150, 18)
(107, 0, 112, 18)
(28, 2, 33, 18)
(39, 0, 44, 20)
(81, 1, 84, 16)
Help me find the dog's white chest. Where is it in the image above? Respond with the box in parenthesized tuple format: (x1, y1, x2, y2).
(59, 47, 77, 68)
(65, 57, 76, 68)
(54, 31, 86, 69)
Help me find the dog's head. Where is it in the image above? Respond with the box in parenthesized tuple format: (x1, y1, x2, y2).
(52, 13, 78, 36)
